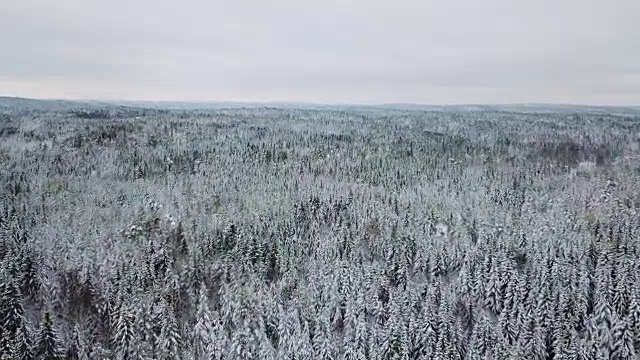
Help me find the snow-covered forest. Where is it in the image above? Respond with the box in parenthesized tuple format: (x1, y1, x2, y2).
(1, 100, 640, 359)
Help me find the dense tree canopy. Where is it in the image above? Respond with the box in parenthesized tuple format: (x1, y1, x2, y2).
(1, 101, 639, 359)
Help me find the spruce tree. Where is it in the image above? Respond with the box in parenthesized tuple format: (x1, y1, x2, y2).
(1, 281, 24, 350)
(34, 311, 62, 360)
(192, 285, 213, 359)
(611, 317, 636, 360)
(158, 304, 182, 360)
(11, 321, 34, 360)
(312, 315, 334, 360)
(113, 306, 141, 360)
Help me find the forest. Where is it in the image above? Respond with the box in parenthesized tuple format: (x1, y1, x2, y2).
(1, 99, 640, 359)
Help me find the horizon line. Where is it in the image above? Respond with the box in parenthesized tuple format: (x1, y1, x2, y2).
(1, 95, 639, 109)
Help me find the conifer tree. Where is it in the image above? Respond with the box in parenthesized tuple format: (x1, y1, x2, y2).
(628, 290, 640, 352)
(0, 327, 10, 358)
(498, 306, 517, 346)
(519, 309, 546, 360)
(192, 285, 213, 359)
(594, 295, 616, 358)
(1, 281, 24, 350)
(34, 311, 62, 360)
(611, 317, 636, 360)
(253, 318, 276, 360)
(230, 319, 256, 360)
(11, 321, 34, 360)
(469, 313, 497, 358)
(66, 324, 91, 360)
(206, 310, 227, 360)
(312, 315, 334, 360)
(158, 304, 182, 360)
(113, 306, 141, 360)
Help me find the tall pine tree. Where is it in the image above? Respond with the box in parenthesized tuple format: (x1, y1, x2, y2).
(34, 311, 62, 360)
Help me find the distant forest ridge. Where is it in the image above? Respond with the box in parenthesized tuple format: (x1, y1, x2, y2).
(1, 96, 639, 116)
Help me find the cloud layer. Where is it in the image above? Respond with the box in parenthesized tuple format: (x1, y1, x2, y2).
(1, 0, 639, 104)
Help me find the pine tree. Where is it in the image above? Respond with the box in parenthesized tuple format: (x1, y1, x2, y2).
(140, 298, 163, 358)
(353, 312, 369, 360)
(519, 309, 546, 360)
(552, 291, 573, 359)
(16, 246, 39, 300)
(628, 290, 640, 352)
(113, 306, 141, 360)
(11, 321, 34, 360)
(381, 303, 409, 360)
(229, 319, 256, 360)
(206, 310, 227, 360)
(158, 304, 182, 360)
(594, 295, 615, 358)
(296, 319, 314, 360)
(66, 324, 90, 360)
(253, 316, 276, 360)
(498, 306, 517, 346)
(484, 265, 502, 316)
(611, 317, 636, 359)
(413, 311, 436, 358)
(502, 268, 518, 314)
(34, 311, 62, 360)
(433, 323, 460, 360)
(469, 313, 497, 358)
(612, 273, 630, 319)
(0, 327, 10, 358)
(192, 285, 213, 359)
(1, 281, 24, 350)
(312, 315, 334, 360)
(584, 316, 600, 360)
(557, 329, 580, 360)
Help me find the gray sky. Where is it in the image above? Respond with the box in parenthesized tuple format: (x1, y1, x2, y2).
(1, 0, 639, 105)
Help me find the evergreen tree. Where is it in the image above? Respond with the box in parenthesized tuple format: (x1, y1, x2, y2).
(16, 245, 40, 299)
(206, 310, 227, 360)
(0, 327, 10, 358)
(66, 325, 90, 360)
(498, 306, 517, 346)
(484, 261, 504, 316)
(414, 311, 436, 358)
(519, 309, 546, 360)
(611, 317, 636, 360)
(594, 295, 616, 358)
(1, 281, 24, 351)
(381, 302, 409, 360)
(558, 329, 581, 360)
(628, 290, 640, 352)
(312, 315, 334, 360)
(612, 273, 630, 319)
(113, 306, 141, 360)
(253, 318, 276, 360)
(296, 319, 314, 360)
(230, 319, 256, 360)
(192, 285, 213, 359)
(158, 304, 182, 360)
(34, 311, 62, 360)
(469, 312, 497, 358)
(353, 312, 369, 360)
(11, 321, 34, 360)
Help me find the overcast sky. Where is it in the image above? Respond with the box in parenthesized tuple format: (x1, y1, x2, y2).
(1, 0, 639, 105)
